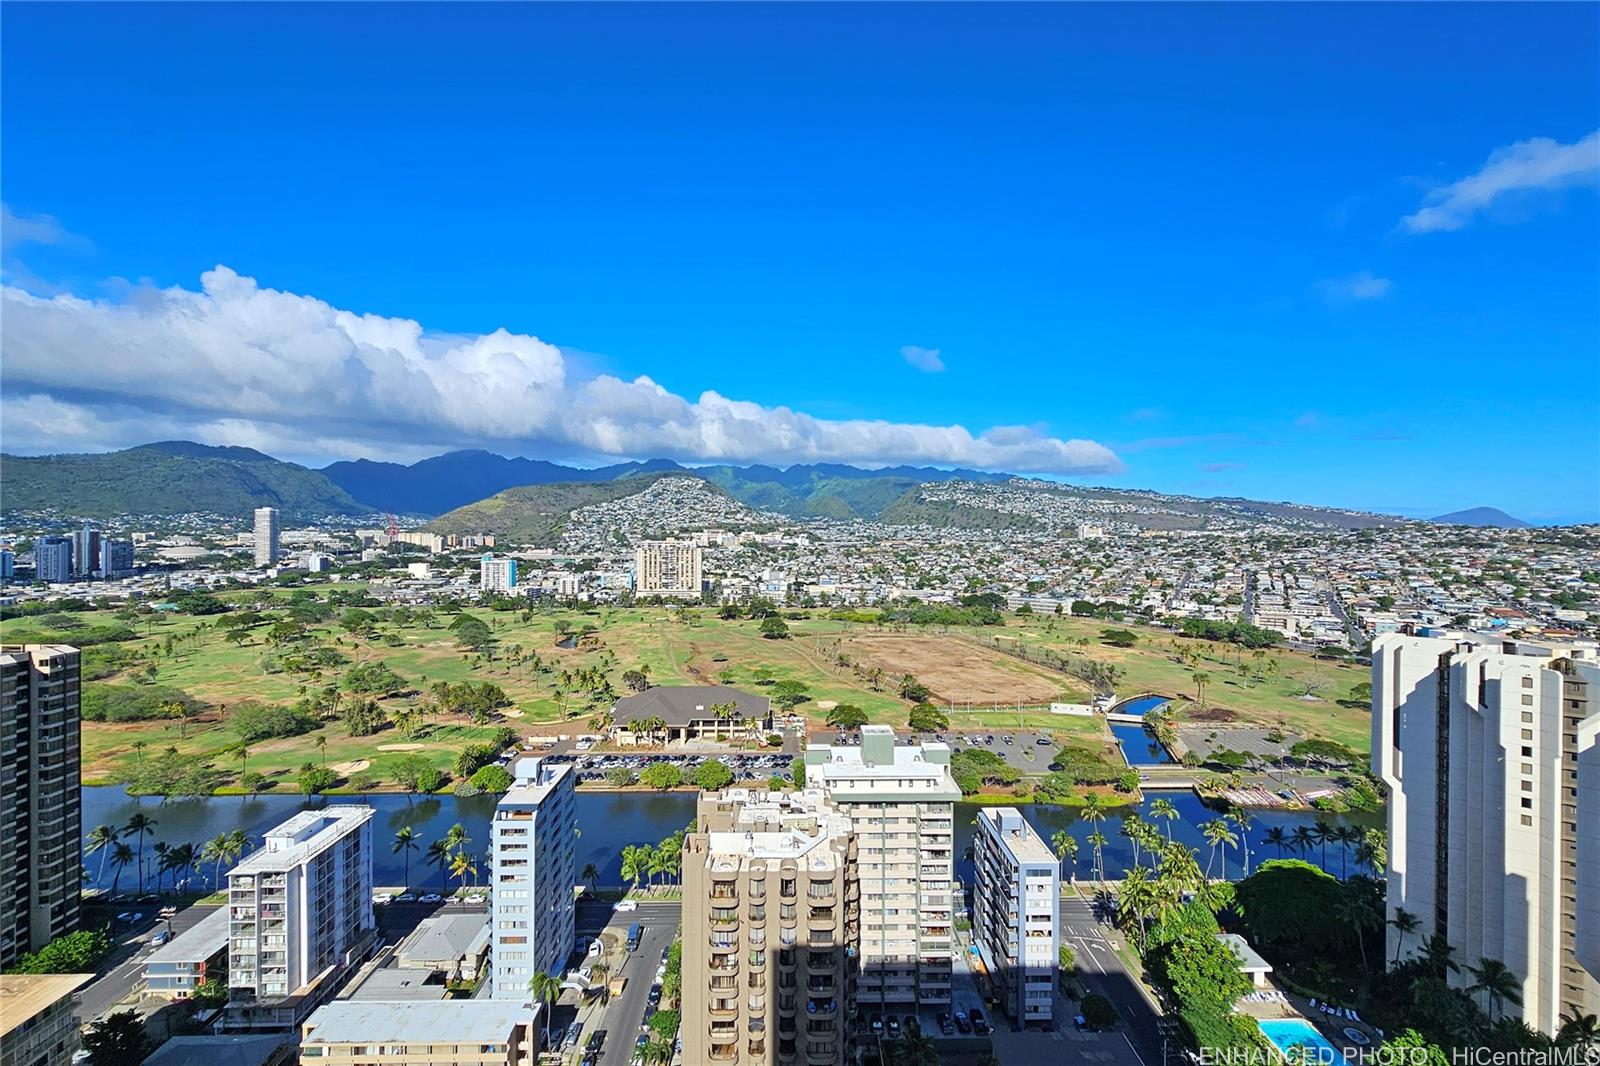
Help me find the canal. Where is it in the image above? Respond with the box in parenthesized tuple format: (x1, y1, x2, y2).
(81, 785, 1378, 892)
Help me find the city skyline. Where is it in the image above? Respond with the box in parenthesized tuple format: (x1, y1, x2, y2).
(2, 4, 1597, 523)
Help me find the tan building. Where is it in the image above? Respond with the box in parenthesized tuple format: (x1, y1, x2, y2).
(298, 1000, 538, 1064)
(633, 540, 703, 597)
(804, 727, 959, 1006)
(0, 973, 91, 1066)
(1374, 633, 1600, 1036)
(683, 788, 858, 1065)
(1, 645, 82, 969)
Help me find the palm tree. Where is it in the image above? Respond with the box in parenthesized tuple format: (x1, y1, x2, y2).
(1201, 819, 1238, 879)
(582, 863, 599, 894)
(167, 843, 196, 892)
(1388, 907, 1422, 967)
(1191, 670, 1210, 706)
(1333, 824, 1361, 879)
(152, 842, 172, 893)
(1229, 808, 1253, 876)
(449, 850, 477, 896)
(1117, 865, 1156, 953)
(1421, 933, 1459, 978)
(1149, 798, 1179, 841)
(1049, 830, 1078, 882)
(124, 812, 157, 893)
(1086, 831, 1108, 887)
(315, 733, 329, 765)
(1467, 957, 1522, 1021)
(86, 825, 120, 890)
(443, 822, 469, 855)
(1262, 826, 1290, 858)
(235, 743, 250, 784)
(426, 839, 453, 885)
(1555, 1008, 1600, 1049)
(1290, 824, 1315, 857)
(393, 827, 419, 890)
(1338, 892, 1380, 974)
(527, 971, 561, 1051)
(1311, 819, 1335, 871)
(108, 841, 135, 897)
(892, 1026, 942, 1066)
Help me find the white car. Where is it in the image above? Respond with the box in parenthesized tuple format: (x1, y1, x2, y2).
(588, 940, 604, 957)
(372, 892, 394, 904)
(464, 893, 486, 905)
(419, 893, 444, 904)
(614, 899, 638, 912)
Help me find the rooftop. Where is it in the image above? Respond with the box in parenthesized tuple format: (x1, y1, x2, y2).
(0, 973, 92, 1037)
(142, 1034, 291, 1066)
(500, 756, 574, 807)
(1218, 933, 1273, 974)
(145, 905, 230, 965)
(301, 999, 539, 1044)
(231, 806, 373, 876)
(398, 911, 491, 966)
(612, 684, 770, 728)
(979, 808, 1057, 865)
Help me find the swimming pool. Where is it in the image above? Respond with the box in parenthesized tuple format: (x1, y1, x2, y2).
(1258, 1019, 1345, 1063)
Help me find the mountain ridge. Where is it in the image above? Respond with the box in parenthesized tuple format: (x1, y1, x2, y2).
(1431, 506, 1530, 529)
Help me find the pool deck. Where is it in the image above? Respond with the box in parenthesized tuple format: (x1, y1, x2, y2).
(1238, 985, 1383, 1054)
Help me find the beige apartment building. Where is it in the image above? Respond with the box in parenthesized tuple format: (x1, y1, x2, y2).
(299, 1000, 537, 1065)
(0, 973, 91, 1066)
(804, 726, 959, 1006)
(633, 539, 703, 597)
(683, 788, 859, 1065)
(1373, 633, 1600, 1036)
(1, 644, 82, 969)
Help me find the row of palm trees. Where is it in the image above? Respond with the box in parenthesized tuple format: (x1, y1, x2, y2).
(620, 832, 686, 891)
(86, 816, 252, 896)
(1260, 820, 1381, 879)
(390, 823, 482, 894)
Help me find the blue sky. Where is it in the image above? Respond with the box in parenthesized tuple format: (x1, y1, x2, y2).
(2, 3, 1597, 522)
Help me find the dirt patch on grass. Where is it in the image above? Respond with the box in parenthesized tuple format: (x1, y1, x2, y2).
(841, 634, 1071, 705)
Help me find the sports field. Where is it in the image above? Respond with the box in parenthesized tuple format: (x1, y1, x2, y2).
(2, 597, 1371, 790)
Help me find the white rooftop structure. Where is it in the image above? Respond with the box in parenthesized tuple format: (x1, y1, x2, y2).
(231, 807, 374, 876)
(301, 998, 539, 1044)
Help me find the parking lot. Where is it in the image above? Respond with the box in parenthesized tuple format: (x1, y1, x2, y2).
(816, 728, 1062, 776)
(546, 749, 799, 784)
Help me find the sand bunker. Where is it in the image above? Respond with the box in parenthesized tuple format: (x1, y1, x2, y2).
(377, 743, 424, 752)
(329, 759, 371, 774)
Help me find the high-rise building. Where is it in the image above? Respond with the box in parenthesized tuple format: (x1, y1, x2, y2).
(0, 973, 93, 1066)
(224, 806, 376, 1031)
(99, 538, 135, 577)
(0, 645, 82, 969)
(34, 537, 73, 584)
(489, 757, 576, 999)
(253, 507, 280, 567)
(0, 550, 14, 582)
(633, 540, 703, 598)
(480, 553, 518, 593)
(683, 787, 858, 1065)
(804, 726, 959, 1006)
(1373, 632, 1600, 1036)
(972, 807, 1060, 1028)
(69, 524, 101, 578)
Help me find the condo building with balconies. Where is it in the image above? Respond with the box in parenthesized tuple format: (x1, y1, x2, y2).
(972, 807, 1059, 1028)
(489, 757, 577, 999)
(223, 806, 376, 1032)
(803, 726, 960, 1007)
(1, 644, 82, 969)
(684, 787, 858, 1066)
(1373, 632, 1600, 1036)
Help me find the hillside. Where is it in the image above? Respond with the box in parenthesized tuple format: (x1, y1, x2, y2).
(424, 473, 691, 545)
(321, 451, 687, 515)
(1432, 507, 1530, 529)
(0, 442, 371, 519)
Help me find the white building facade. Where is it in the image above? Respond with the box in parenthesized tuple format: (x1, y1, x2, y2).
(480, 553, 518, 593)
(489, 757, 577, 999)
(1373, 633, 1600, 1035)
(253, 507, 280, 567)
(804, 726, 959, 1006)
(972, 807, 1059, 1028)
(224, 806, 375, 1031)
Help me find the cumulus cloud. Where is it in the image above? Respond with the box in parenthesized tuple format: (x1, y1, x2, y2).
(1314, 271, 1393, 303)
(900, 344, 946, 373)
(0, 267, 1122, 475)
(1400, 129, 1600, 234)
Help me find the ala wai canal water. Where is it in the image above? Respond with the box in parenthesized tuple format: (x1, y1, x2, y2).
(81, 785, 1378, 893)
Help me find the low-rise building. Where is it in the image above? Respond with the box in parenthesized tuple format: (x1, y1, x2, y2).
(143, 905, 230, 999)
(610, 684, 772, 745)
(972, 807, 1059, 1028)
(298, 1000, 539, 1065)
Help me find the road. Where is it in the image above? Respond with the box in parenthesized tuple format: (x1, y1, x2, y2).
(76, 903, 221, 1022)
(592, 901, 679, 1066)
(1058, 894, 1165, 1066)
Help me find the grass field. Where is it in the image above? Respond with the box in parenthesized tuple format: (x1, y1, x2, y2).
(2, 598, 1371, 790)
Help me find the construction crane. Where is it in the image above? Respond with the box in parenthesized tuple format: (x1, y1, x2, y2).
(385, 513, 400, 544)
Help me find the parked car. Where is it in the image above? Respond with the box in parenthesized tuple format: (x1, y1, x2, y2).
(886, 1017, 901, 1038)
(971, 1008, 990, 1035)
(938, 1011, 954, 1035)
(115, 912, 142, 924)
(394, 892, 416, 902)
(953, 1010, 972, 1034)
(869, 1013, 883, 1036)
(588, 940, 604, 957)
(419, 893, 444, 904)
(464, 893, 486, 904)
(1036, 736, 1052, 745)
(151, 930, 170, 946)
(614, 899, 638, 912)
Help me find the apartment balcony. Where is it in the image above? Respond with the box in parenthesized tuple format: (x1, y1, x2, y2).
(806, 1042, 838, 1064)
(806, 998, 837, 1017)
(710, 1000, 739, 1018)
(806, 883, 836, 901)
(711, 938, 739, 954)
(708, 1043, 737, 1061)
(709, 957, 740, 976)
(808, 909, 836, 930)
(749, 1040, 767, 1058)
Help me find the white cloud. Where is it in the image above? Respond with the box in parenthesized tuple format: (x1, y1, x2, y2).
(1401, 129, 1600, 234)
(1, 203, 83, 254)
(0, 267, 1122, 475)
(900, 344, 946, 373)
(1314, 271, 1393, 303)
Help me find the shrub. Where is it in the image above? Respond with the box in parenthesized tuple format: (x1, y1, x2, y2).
(344, 661, 407, 695)
(11, 928, 111, 973)
(604, 767, 639, 787)
(467, 764, 513, 794)
(298, 764, 338, 794)
(82, 684, 200, 723)
(768, 775, 789, 790)
(764, 733, 784, 747)
(1081, 994, 1117, 1028)
(392, 754, 444, 793)
(233, 702, 320, 743)
(693, 760, 735, 791)
(640, 762, 682, 790)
